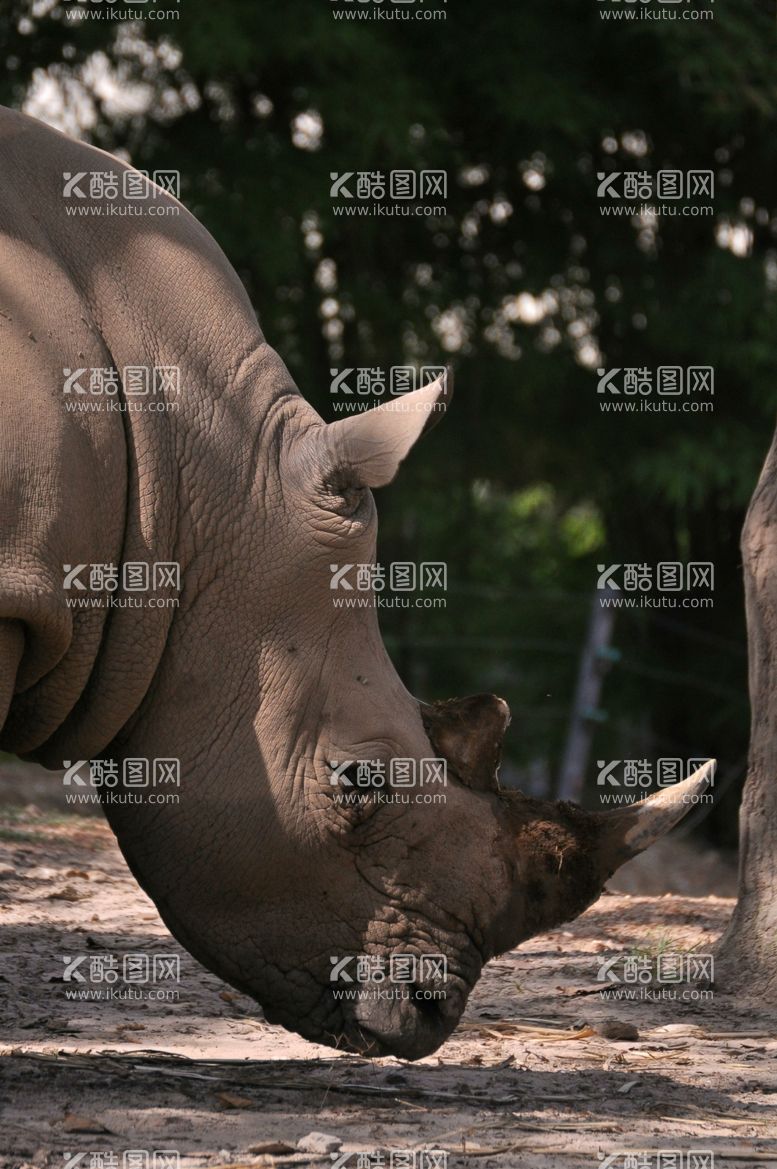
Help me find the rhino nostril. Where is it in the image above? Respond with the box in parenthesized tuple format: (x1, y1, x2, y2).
(411, 985, 446, 1021)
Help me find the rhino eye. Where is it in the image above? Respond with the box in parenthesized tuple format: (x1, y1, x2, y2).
(334, 483, 366, 517)
(327, 760, 388, 829)
(322, 467, 369, 518)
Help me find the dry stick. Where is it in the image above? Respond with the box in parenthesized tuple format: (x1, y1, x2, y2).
(9, 1049, 520, 1106)
(209, 1160, 319, 1169)
(510, 1118, 621, 1130)
(462, 1021, 776, 1043)
(457, 1145, 522, 1158)
(458, 1022, 593, 1038)
(462, 1017, 575, 1031)
(406, 1108, 598, 1154)
(703, 1031, 774, 1040)
(330, 1079, 520, 1105)
(661, 1115, 774, 1128)
(457, 1145, 620, 1159)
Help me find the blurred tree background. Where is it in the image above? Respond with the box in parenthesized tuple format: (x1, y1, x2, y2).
(2, 0, 776, 843)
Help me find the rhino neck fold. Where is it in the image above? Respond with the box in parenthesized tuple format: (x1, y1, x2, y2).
(6, 340, 298, 766)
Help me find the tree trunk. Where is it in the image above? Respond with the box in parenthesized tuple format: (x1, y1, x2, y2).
(716, 422, 777, 999)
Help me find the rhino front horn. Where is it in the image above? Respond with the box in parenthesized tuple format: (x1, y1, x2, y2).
(598, 758, 716, 865)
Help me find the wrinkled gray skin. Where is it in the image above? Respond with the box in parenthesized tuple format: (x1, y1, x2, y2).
(0, 108, 712, 1059)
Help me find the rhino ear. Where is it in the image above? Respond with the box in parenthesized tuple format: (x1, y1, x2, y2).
(325, 369, 452, 488)
(421, 694, 510, 793)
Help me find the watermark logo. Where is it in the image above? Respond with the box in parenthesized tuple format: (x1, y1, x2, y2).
(596, 562, 713, 608)
(597, 169, 714, 217)
(62, 561, 180, 609)
(329, 1154, 446, 1164)
(64, 1155, 180, 1169)
(597, 366, 714, 414)
(330, 562, 446, 609)
(330, 365, 446, 412)
(60, 952, 180, 1001)
(331, 1154, 447, 1169)
(330, 170, 447, 217)
(62, 168, 180, 213)
(597, 1154, 714, 1169)
(63, 0, 181, 25)
(598, 0, 715, 24)
(596, 757, 715, 805)
(63, 758, 180, 806)
(330, 952, 447, 1003)
(62, 365, 180, 413)
(596, 953, 714, 1004)
(329, 757, 447, 805)
(330, 0, 448, 24)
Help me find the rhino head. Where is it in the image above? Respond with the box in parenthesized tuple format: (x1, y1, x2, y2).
(63, 367, 705, 1061)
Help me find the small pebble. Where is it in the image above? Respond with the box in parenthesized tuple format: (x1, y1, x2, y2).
(593, 1017, 640, 1041)
(297, 1132, 343, 1155)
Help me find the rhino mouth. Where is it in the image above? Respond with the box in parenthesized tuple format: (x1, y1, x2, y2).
(322, 964, 471, 1059)
(251, 925, 478, 1060)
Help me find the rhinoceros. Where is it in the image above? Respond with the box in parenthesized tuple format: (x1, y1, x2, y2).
(0, 106, 712, 1059)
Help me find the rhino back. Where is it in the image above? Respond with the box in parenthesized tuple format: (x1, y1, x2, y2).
(0, 106, 280, 763)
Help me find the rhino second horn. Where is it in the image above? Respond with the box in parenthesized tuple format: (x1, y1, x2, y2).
(420, 693, 511, 793)
(599, 758, 716, 863)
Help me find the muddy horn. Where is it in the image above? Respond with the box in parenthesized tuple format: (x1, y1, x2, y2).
(420, 693, 511, 792)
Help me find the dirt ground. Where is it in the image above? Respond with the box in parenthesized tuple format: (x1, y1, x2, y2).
(1, 781, 775, 1169)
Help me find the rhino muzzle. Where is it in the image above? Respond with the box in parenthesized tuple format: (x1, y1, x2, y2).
(422, 692, 714, 958)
